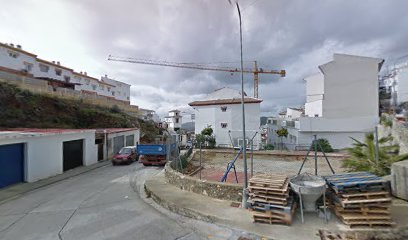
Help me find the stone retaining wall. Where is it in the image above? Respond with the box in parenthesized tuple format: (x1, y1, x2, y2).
(164, 154, 242, 202)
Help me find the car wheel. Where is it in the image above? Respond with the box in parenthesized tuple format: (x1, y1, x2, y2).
(112, 161, 116, 166)
(143, 163, 150, 166)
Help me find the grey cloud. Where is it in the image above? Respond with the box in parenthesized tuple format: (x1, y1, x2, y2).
(8, 0, 408, 118)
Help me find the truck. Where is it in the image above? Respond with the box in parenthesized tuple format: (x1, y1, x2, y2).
(137, 132, 179, 166)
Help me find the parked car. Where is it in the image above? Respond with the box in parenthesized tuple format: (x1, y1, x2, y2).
(112, 146, 137, 165)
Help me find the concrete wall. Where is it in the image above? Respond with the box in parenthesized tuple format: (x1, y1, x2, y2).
(305, 100, 323, 117)
(0, 131, 97, 182)
(320, 54, 382, 119)
(396, 66, 408, 104)
(164, 159, 242, 202)
(391, 160, 408, 200)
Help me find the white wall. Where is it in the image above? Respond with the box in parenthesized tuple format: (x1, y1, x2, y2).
(305, 100, 323, 117)
(320, 54, 382, 119)
(396, 66, 408, 103)
(194, 103, 261, 149)
(0, 131, 97, 182)
(0, 45, 37, 74)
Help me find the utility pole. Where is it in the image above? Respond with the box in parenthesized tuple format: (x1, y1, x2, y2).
(253, 61, 259, 98)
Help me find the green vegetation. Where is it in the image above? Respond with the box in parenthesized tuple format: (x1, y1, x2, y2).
(195, 126, 216, 148)
(343, 133, 408, 176)
(263, 143, 274, 150)
(276, 127, 288, 137)
(0, 82, 159, 139)
(380, 115, 393, 128)
(311, 138, 334, 153)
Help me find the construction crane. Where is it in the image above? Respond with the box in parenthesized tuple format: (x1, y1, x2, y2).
(107, 55, 285, 98)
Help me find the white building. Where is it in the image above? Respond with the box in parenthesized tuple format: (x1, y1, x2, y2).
(0, 129, 98, 187)
(189, 87, 262, 149)
(0, 42, 131, 103)
(164, 110, 182, 130)
(380, 60, 408, 108)
(267, 54, 384, 150)
(139, 108, 161, 122)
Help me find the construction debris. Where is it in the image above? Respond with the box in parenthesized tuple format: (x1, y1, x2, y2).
(247, 174, 296, 225)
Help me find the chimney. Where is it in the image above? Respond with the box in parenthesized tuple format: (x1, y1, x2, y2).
(57, 61, 60, 65)
(105, 74, 108, 78)
(16, 45, 22, 49)
(80, 71, 83, 74)
(52, 61, 55, 64)
(84, 72, 87, 76)
(10, 43, 14, 47)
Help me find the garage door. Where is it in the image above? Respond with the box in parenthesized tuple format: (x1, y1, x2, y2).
(113, 136, 124, 154)
(63, 140, 83, 171)
(0, 144, 24, 188)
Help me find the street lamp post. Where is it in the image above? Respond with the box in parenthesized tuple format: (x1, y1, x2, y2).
(234, 2, 249, 209)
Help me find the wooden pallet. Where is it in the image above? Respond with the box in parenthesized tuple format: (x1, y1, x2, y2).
(249, 197, 288, 206)
(335, 197, 392, 208)
(252, 201, 297, 225)
(339, 191, 390, 200)
(324, 172, 388, 194)
(248, 189, 290, 198)
(338, 213, 392, 221)
(318, 230, 357, 240)
(248, 197, 296, 213)
(343, 220, 395, 228)
(334, 205, 390, 215)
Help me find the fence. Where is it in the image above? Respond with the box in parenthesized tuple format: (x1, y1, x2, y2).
(0, 71, 139, 114)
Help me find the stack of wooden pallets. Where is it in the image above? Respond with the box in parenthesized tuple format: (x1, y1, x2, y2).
(247, 174, 296, 225)
(324, 172, 394, 228)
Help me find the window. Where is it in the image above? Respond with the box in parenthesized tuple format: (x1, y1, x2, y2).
(175, 118, 179, 123)
(221, 123, 228, 128)
(55, 69, 62, 76)
(64, 76, 70, 82)
(23, 62, 33, 72)
(39, 64, 49, 72)
(221, 106, 227, 112)
(127, 97, 130, 100)
(8, 51, 19, 58)
(92, 84, 97, 90)
(112, 91, 115, 96)
(314, 114, 319, 117)
(272, 120, 278, 125)
(267, 119, 272, 124)
(99, 84, 104, 90)
(107, 87, 111, 92)
(85, 79, 90, 85)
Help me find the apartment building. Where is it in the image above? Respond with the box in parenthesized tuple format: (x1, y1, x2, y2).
(0, 42, 130, 103)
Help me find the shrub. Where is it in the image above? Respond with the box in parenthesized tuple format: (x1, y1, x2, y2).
(264, 144, 274, 150)
(276, 128, 288, 138)
(110, 104, 121, 114)
(311, 138, 334, 153)
(343, 133, 408, 176)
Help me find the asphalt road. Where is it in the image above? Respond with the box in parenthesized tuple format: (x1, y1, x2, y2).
(0, 162, 250, 240)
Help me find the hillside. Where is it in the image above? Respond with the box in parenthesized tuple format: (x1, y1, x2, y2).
(0, 82, 159, 140)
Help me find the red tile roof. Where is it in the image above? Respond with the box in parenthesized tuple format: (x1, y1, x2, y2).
(189, 98, 262, 106)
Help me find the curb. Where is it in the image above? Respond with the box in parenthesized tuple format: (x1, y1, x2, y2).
(143, 178, 218, 223)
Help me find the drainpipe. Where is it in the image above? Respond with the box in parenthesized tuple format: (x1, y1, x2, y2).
(104, 130, 108, 161)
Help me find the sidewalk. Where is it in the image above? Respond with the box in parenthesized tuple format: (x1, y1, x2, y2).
(144, 171, 346, 240)
(0, 160, 111, 204)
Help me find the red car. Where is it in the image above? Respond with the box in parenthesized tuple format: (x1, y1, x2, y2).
(112, 146, 137, 165)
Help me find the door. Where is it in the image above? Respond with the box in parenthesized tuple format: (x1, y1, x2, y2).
(0, 144, 24, 188)
(125, 135, 134, 146)
(97, 143, 103, 161)
(113, 136, 124, 154)
(63, 140, 83, 171)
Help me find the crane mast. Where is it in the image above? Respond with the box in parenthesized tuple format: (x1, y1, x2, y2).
(108, 55, 285, 98)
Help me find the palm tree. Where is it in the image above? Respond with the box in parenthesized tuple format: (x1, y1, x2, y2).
(343, 133, 408, 176)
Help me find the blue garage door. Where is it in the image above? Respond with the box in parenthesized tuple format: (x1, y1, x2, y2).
(0, 144, 24, 188)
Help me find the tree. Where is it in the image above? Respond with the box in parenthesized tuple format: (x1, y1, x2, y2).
(311, 138, 334, 153)
(276, 128, 288, 150)
(343, 133, 408, 176)
(195, 126, 216, 148)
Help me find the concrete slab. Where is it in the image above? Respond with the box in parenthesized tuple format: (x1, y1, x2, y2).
(144, 171, 408, 240)
(0, 210, 74, 240)
(0, 214, 24, 232)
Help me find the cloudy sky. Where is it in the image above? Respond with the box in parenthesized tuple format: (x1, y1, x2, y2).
(1, 0, 408, 119)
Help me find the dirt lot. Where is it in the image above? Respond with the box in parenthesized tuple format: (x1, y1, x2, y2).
(190, 149, 347, 181)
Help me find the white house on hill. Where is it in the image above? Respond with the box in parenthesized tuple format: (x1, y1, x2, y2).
(189, 87, 262, 149)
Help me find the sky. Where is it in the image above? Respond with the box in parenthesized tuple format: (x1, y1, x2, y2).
(1, 0, 408, 119)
